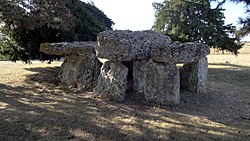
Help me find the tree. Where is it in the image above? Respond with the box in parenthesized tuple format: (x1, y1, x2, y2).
(153, 0, 242, 54)
(0, 0, 113, 62)
(231, 0, 250, 5)
(231, 0, 250, 37)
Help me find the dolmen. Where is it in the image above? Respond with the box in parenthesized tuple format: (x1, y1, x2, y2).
(40, 42, 101, 91)
(40, 30, 210, 106)
(94, 30, 210, 105)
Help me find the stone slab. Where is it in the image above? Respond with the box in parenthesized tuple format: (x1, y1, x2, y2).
(40, 41, 96, 55)
(133, 60, 148, 97)
(180, 57, 208, 93)
(59, 54, 101, 91)
(96, 30, 171, 61)
(152, 42, 210, 64)
(94, 61, 128, 101)
(144, 59, 180, 105)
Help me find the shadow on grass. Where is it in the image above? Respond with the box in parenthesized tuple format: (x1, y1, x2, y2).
(0, 65, 250, 140)
(176, 62, 250, 131)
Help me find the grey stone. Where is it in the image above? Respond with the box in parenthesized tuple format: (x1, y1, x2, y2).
(59, 54, 101, 91)
(96, 30, 171, 61)
(94, 61, 128, 101)
(180, 57, 208, 93)
(152, 41, 210, 64)
(40, 41, 96, 55)
(144, 59, 180, 105)
(133, 60, 148, 96)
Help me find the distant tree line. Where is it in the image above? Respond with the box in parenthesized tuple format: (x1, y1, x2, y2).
(0, 0, 113, 63)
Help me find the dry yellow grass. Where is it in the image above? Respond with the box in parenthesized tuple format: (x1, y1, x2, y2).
(210, 47, 250, 55)
(0, 56, 250, 141)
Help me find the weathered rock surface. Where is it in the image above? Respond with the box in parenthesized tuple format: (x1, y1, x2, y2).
(133, 60, 148, 96)
(96, 30, 172, 61)
(152, 42, 210, 64)
(59, 54, 101, 91)
(94, 61, 128, 101)
(40, 41, 96, 55)
(144, 59, 180, 105)
(40, 41, 100, 91)
(180, 57, 208, 93)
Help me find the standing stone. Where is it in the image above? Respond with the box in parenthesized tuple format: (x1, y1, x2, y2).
(59, 54, 101, 91)
(94, 61, 128, 101)
(40, 41, 100, 91)
(144, 59, 180, 105)
(180, 57, 208, 93)
(133, 60, 148, 97)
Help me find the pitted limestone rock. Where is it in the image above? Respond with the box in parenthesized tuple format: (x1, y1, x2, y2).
(59, 54, 101, 91)
(133, 60, 148, 96)
(40, 41, 101, 91)
(180, 57, 208, 93)
(152, 42, 210, 64)
(96, 30, 172, 61)
(40, 41, 96, 55)
(144, 59, 180, 105)
(94, 61, 128, 101)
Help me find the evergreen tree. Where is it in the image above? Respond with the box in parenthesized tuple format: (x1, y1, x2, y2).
(0, 0, 113, 62)
(231, 0, 250, 37)
(153, 0, 241, 54)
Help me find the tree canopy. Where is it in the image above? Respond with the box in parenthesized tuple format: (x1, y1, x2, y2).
(153, 0, 242, 54)
(0, 0, 113, 62)
(231, 0, 250, 37)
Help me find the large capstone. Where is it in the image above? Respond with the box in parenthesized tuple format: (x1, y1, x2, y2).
(94, 61, 128, 101)
(180, 57, 208, 93)
(152, 42, 210, 64)
(144, 59, 180, 105)
(96, 30, 172, 61)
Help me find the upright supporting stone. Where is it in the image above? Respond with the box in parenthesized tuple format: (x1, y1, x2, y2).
(180, 57, 208, 93)
(94, 61, 128, 101)
(133, 60, 147, 97)
(40, 41, 101, 91)
(59, 54, 101, 91)
(144, 59, 180, 105)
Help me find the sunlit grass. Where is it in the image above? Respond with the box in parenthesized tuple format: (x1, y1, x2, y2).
(0, 56, 250, 140)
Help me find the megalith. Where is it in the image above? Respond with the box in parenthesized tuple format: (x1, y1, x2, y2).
(133, 60, 147, 97)
(96, 30, 172, 61)
(180, 57, 208, 93)
(95, 30, 210, 105)
(144, 59, 180, 105)
(151, 41, 210, 94)
(94, 61, 128, 101)
(40, 30, 211, 106)
(40, 41, 101, 91)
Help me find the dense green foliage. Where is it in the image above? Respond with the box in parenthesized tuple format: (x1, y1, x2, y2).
(153, 0, 242, 54)
(0, 0, 113, 62)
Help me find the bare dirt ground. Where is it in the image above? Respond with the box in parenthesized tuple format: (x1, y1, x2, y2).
(0, 55, 250, 141)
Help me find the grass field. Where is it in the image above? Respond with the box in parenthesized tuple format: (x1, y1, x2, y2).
(0, 54, 250, 141)
(210, 47, 250, 55)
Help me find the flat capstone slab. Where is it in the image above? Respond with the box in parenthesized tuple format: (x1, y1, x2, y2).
(96, 30, 172, 61)
(152, 41, 210, 64)
(40, 41, 96, 55)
